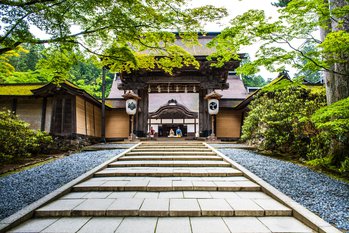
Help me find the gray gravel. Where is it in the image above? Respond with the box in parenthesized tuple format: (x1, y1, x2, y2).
(219, 148, 349, 231)
(0, 149, 126, 220)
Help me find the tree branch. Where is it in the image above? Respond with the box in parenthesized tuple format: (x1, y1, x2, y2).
(0, 0, 57, 7)
(270, 34, 347, 76)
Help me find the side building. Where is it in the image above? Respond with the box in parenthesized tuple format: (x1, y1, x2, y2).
(0, 81, 130, 141)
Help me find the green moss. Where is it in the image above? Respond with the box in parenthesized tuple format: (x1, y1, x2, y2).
(260, 78, 294, 93)
(0, 84, 45, 96)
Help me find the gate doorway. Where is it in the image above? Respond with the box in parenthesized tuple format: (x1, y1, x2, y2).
(158, 124, 187, 137)
(148, 99, 198, 138)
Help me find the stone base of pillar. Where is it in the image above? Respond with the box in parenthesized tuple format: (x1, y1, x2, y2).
(206, 134, 218, 141)
(128, 133, 138, 141)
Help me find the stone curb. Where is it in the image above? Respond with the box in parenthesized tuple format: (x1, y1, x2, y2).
(205, 143, 342, 233)
(0, 143, 141, 233)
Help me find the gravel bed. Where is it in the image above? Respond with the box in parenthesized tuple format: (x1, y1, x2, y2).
(219, 148, 349, 231)
(0, 149, 126, 220)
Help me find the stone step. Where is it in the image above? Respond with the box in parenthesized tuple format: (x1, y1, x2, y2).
(94, 167, 243, 177)
(125, 151, 217, 156)
(138, 143, 205, 145)
(117, 156, 223, 161)
(131, 148, 212, 152)
(73, 179, 260, 192)
(35, 197, 291, 217)
(136, 145, 207, 148)
(109, 160, 231, 167)
(10, 216, 314, 233)
(62, 191, 272, 200)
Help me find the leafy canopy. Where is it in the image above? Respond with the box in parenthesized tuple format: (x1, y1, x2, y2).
(1, 0, 228, 77)
(207, 0, 349, 76)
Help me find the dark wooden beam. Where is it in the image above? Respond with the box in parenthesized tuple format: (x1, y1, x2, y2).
(71, 96, 77, 136)
(41, 97, 47, 131)
(11, 98, 17, 114)
(84, 99, 87, 136)
(101, 66, 107, 142)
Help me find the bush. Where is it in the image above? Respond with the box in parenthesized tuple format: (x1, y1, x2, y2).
(242, 78, 349, 176)
(241, 79, 326, 157)
(309, 97, 349, 172)
(0, 110, 52, 163)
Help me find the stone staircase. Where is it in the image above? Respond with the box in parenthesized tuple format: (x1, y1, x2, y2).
(9, 142, 318, 233)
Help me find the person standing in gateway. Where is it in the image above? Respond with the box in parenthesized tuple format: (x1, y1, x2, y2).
(176, 127, 182, 137)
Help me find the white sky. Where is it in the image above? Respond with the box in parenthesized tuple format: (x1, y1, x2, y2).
(190, 0, 285, 79)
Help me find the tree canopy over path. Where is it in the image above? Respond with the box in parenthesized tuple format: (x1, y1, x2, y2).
(208, 0, 349, 104)
(0, 0, 227, 74)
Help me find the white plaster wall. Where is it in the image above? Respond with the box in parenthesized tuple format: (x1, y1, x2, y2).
(148, 93, 199, 112)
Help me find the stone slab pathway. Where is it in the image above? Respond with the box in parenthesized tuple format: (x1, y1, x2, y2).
(7, 142, 336, 232)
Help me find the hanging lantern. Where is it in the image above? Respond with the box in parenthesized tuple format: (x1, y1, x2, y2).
(204, 91, 223, 140)
(122, 91, 141, 115)
(126, 99, 137, 115)
(205, 91, 222, 115)
(122, 91, 141, 141)
(208, 99, 219, 115)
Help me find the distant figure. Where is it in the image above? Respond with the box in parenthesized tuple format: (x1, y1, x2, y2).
(176, 127, 182, 137)
(168, 128, 175, 137)
(149, 126, 155, 138)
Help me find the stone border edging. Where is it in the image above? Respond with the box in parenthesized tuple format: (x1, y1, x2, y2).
(0, 143, 141, 233)
(205, 143, 341, 233)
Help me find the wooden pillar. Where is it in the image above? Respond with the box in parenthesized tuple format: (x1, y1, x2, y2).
(199, 89, 210, 137)
(84, 100, 87, 136)
(11, 98, 17, 114)
(101, 66, 106, 142)
(41, 97, 47, 131)
(194, 118, 197, 136)
(135, 89, 148, 137)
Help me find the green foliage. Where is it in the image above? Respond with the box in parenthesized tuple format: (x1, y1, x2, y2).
(0, 110, 53, 163)
(294, 43, 322, 83)
(239, 56, 268, 87)
(8, 44, 45, 72)
(0, 0, 227, 58)
(242, 78, 349, 175)
(207, 0, 349, 81)
(309, 97, 349, 170)
(242, 79, 326, 157)
(0, 47, 28, 81)
(312, 97, 349, 140)
(242, 75, 267, 87)
(339, 158, 349, 174)
(272, 0, 292, 7)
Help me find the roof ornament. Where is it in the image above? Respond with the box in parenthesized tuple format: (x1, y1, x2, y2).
(168, 99, 177, 105)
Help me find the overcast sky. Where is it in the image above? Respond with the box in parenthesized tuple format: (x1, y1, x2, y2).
(191, 0, 286, 79)
(191, 0, 279, 30)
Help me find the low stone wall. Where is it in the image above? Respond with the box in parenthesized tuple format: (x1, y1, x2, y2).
(49, 135, 101, 152)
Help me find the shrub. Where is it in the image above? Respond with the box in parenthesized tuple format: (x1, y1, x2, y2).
(241, 79, 326, 157)
(0, 110, 52, 163)
(310, 97, 349, 172)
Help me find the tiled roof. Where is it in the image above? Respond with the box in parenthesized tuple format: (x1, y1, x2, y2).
(215, 76, 249, 100)
(108, 77, 125, 99)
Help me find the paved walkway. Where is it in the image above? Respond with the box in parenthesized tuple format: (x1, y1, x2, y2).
(7, 142, 333, 232)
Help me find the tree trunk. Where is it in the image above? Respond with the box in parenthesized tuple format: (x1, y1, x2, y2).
(324, 0, 349, 104)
